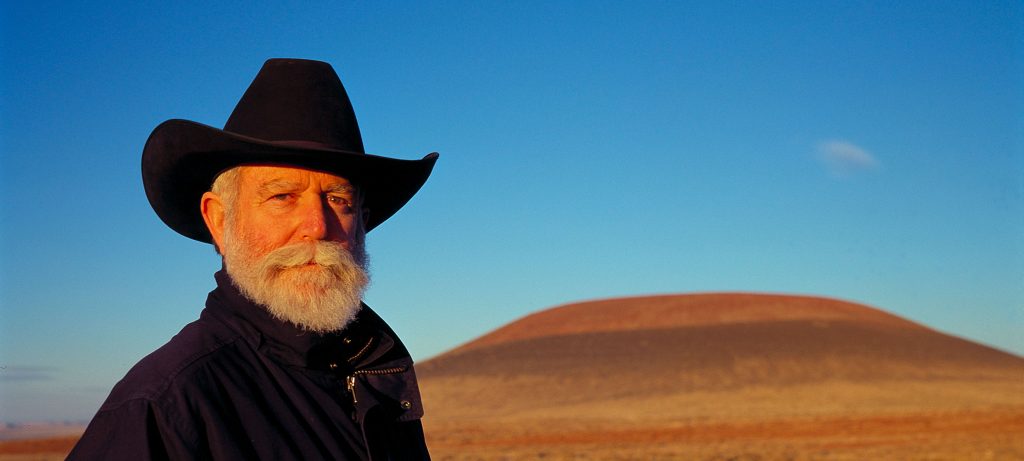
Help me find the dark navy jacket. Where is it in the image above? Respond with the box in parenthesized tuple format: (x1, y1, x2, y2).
(68, 271, 429, 460)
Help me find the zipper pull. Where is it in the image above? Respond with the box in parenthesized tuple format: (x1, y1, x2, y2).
(346, 375, 358, 405)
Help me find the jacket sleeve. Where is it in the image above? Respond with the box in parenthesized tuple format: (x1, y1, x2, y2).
(66, 398, 198, 461)
(363, 414, 431, 460)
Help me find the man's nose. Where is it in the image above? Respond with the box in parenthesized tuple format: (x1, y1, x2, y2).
(298, 197, 330, 241)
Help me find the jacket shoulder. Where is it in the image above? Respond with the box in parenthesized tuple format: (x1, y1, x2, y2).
(99, 315, 245, 410)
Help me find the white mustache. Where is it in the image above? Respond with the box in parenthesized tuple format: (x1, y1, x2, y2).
(262, 241, 356, 272)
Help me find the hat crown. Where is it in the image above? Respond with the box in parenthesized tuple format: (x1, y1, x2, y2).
(223, 58, 365, 153)
(142, 58, 438, 243)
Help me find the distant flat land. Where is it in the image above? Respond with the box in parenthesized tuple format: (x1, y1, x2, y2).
(0, 434, 80, 461)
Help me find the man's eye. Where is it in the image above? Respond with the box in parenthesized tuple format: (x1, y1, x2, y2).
(270, 194, 292, 201)
(327, 195, 355, 213)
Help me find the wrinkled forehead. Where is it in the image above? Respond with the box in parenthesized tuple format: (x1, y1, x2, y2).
(236, 164, 359, 194)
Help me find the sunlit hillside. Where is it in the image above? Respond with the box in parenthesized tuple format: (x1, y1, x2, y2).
(419, 293, 1024, 460)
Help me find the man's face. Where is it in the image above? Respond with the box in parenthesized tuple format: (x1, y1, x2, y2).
(203, 165, 371, 332)
(227, 165, 366, 259)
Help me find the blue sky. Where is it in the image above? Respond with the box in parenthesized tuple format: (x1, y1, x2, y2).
(1, 1, 1021, 423)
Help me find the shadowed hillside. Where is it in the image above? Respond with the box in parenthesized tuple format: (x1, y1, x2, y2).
(418, 293, 1024, 459)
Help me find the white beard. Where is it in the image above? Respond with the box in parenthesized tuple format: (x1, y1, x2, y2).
(222, 230, 370, 333)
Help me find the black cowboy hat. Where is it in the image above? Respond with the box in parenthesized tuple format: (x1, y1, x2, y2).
(142, 58, 438, 243)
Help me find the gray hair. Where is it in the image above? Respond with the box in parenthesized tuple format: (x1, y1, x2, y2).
(210, 167, 242, 216)
(208, 167, 242, 254)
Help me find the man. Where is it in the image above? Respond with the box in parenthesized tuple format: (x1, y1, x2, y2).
(68, 59, 438, 460)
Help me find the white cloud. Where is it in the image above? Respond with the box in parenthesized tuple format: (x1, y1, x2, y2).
(817, 140, 880, 177)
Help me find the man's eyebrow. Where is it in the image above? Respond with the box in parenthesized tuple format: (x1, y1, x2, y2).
(256, 179, 302, 194)
(324, 183, 357, 194)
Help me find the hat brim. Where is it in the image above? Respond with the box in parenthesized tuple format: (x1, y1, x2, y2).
(142, 119, 438, 243)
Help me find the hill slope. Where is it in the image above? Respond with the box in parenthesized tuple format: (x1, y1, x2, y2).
(446, 293, 924, 354)
(418, 293, 1024, 419)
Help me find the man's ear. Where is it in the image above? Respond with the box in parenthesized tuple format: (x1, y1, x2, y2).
(201, 191, 227, 253)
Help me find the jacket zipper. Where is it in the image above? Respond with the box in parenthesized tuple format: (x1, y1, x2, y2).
(345, 366, 408, 406)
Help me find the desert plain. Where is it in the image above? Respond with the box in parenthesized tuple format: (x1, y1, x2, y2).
(3, 293, 1022, 460)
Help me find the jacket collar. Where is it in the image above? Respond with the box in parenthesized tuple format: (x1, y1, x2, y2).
(203, 269, 404, 371)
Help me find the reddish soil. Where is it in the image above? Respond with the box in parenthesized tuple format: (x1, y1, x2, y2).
(0, 436, 79, 460)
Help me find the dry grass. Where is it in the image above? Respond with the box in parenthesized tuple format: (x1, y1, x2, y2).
(421, 379, 1024, 460)
(425, 409, 1024, 460)
(6, 409, 1021, 461)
